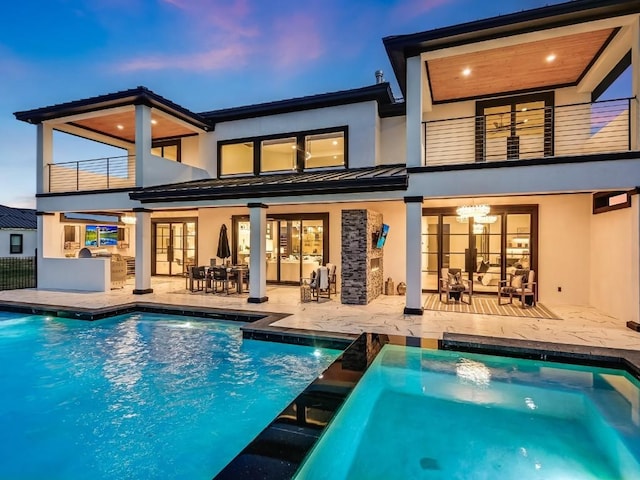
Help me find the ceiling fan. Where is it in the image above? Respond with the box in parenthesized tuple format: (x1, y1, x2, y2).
(490, 113, 528, 132)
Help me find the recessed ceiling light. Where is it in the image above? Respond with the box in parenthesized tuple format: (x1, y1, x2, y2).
(116, 124, 124, 130)
(291, 145, 296, 149)
(546, 54, 556, 63)
(151, 119, 158, 125)
(462, 67, 472, 77)
(521, 107, 528, 112)
(332, 140, 338, 145)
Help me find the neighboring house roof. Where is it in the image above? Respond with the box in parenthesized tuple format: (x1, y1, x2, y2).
(383, 0, 640, 95)
(0, 205, 37, 229)
(130, 164, 407, 203)
(13, 86, 212, 131)
(199, 83, 398, 123)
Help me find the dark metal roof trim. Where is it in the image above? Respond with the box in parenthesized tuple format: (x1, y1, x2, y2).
(200, 83, 396, 123)
(130, 165, 407, 203)
(14, 86, 212, 131)
(383, 0, 640, 95)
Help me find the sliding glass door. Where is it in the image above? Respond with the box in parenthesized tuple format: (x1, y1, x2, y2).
(233, 214, 328, 284)
(153, 220, 197, 276)
(422, 206, 537, 293)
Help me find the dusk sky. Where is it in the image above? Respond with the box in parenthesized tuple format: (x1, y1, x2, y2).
(0, 0, 617, 207)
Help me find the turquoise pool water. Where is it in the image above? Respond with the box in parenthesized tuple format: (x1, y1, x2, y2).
(296, 345, 640, 480)
(0, 311, 340, 479)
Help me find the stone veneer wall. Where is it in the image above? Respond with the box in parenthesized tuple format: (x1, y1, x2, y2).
(341, 209, 383, 305)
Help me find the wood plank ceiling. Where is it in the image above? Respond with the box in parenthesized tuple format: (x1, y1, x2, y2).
(427, 28, 616, 102)
(71, 110, 196, 143)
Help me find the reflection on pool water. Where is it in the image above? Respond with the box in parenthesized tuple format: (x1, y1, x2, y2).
(296, 345, 640, 480)
(0, 311, 341, 479)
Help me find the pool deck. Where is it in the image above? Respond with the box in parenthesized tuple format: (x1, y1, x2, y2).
(0, 276, 639, 353)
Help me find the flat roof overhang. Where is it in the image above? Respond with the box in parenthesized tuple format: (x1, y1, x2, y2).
(384, 0, 640, 97)
(14, 86, 212, 142)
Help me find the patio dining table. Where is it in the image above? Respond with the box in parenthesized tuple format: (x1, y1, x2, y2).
(208, 265, 248, 294)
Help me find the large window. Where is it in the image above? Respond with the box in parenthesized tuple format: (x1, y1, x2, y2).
(220, 142, 254, 176)
(10, 234, 23, 254)
(219, 127, 347, 177)
(261, 137, 297, 173)
(305, 131, 345, 169)
(151, 139, 181, 162)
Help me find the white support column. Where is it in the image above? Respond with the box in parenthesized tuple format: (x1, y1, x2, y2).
(133, 209, 153, 294)
(631, 17, 640, 151)
(248, 203, 268, 303)
(35, 211, 54, 287)
(406, 56, 425, 168)
(134, 104, 152, 187)
(36, 123, 53, 194)
(404, 197, 424, 315)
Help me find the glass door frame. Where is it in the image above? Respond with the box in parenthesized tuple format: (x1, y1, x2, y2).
(231, 213, 329, 285)
(422, 205, 538, 292)
(151, 218, 198, 276)
(475, 92, 554, 162)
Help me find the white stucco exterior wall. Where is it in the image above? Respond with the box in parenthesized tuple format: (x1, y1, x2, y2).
(0, 229, 37, 257)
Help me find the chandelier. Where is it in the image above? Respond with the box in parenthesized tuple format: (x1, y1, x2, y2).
(456, 204, 490, 219)
(473, 223, 485, 234)
(473, 214, 497, 224)
(121, 214, 136, 225)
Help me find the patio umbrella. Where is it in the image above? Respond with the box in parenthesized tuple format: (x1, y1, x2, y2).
(217, 223, 231, 261)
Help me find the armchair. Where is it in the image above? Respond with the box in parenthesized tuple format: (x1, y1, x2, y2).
(439, 268, 473, 305)
(498, 269, 537, 307)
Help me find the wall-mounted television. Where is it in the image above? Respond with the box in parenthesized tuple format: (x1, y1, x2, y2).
(376, 223, 390, 249)
(85, 225, 119, 247)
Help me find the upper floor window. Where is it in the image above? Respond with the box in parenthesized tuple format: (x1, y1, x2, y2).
(218, 126, 347, 178)
(305, 131, 345, 169)
(10, 234, 23, 254)
(220, 142, 254, 176)
(151, 139, 181, 162)
(261, 137, 297, 173)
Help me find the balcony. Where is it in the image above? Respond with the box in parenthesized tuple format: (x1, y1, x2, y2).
(47, 155, 136, 193)
(422, 98, 634, 167)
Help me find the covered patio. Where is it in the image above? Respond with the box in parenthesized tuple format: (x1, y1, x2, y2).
(1, 275, 638, 351)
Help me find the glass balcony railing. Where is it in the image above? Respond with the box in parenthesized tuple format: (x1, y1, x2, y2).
(47, 155, 136, 193)
(422, 98, 634, 167)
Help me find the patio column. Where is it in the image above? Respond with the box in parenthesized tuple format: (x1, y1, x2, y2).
(631, 17, 640, 150)
(36, 123, 53, 194)
(134, 103, 152, 187)
(404, 196, 424, 315)
(248, 203, 268, 303)
(133, 208, 153, 294)
(406, 55, 424, 168)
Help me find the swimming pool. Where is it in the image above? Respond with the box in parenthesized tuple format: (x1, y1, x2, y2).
(0, 311, 341, 479)
(295, 344, 640, 479)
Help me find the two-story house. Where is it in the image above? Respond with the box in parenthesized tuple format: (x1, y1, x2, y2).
(14, 0, 640, 326)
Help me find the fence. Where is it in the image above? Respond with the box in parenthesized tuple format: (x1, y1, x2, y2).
(0, 256, 36, 290)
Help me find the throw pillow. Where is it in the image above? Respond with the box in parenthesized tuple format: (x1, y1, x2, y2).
(511, 274, 523, 289)
(447, 271, 462, 286)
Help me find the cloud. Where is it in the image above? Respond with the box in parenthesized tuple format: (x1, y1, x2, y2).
(117, 43, 250, 72)
(270, 12, 325, 68)
(391, 0, 458, 22)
